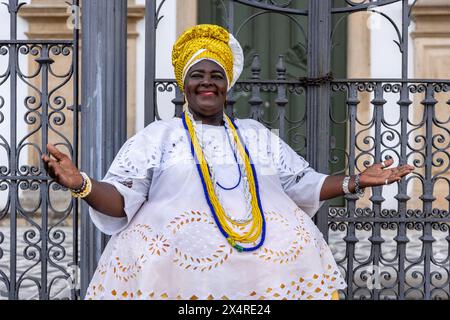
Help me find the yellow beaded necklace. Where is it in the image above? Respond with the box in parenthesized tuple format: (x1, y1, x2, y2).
(182, 111, 266, 252)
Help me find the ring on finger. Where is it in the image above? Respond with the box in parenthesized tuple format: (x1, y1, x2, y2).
(385, 179, 389, 185)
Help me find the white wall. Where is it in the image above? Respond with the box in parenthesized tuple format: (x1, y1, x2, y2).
(369, 0, 416, 209)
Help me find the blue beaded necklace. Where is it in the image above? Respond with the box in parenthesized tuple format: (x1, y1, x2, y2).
(215, 125, 242, 191)
(182, 112, 266, 252)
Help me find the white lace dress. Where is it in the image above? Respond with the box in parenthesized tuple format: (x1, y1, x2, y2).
(84, 117, 347, 300)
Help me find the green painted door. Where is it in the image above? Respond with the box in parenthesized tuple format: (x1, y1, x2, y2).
(198, 0, 347, 207)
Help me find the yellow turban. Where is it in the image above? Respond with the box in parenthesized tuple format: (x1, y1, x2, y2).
(172, 24, 244, 92)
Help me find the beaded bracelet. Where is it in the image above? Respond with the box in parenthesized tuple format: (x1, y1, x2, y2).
(354, 174, 365, 198)
(70, 172, 92, 198)
(71, 175, 86, 194)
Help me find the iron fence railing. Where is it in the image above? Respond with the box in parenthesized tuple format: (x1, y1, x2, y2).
(146, 0, 450, 300)
(0, 0, 449, 300)
(0, 0, 79, 300)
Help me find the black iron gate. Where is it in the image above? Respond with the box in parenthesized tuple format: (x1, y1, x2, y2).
(0, 0, 80, 299)
(146, 0, 450, 300)
(1, 0, 449, 300)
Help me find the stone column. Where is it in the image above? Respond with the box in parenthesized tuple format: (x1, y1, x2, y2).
(411, 0, 450, 211)
(176, 0, 197, 36)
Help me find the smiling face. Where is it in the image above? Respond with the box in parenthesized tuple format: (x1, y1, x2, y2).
(184, 59, 228, 125)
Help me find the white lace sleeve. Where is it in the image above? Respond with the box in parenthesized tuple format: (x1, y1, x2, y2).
(271, 132, 328, 218)
(238, 118, 328, 218)
(88, 125, 162, 235)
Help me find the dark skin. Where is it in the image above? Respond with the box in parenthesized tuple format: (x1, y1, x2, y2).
(42, 144, 126, 217)
(184, 60, 228, 126)
(42, 59, 415, 218)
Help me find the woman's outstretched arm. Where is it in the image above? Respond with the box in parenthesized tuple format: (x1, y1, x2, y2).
(42, 143, 126, 218)
(319, 159, 415, 201)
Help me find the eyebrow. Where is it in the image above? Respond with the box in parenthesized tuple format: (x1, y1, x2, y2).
(189, 69, 225, 75)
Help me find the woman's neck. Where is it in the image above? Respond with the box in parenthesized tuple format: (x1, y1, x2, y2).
(188, 108, 224, 126)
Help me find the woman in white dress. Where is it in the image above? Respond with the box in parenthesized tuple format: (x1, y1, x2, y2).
(42, 24, 414, 300)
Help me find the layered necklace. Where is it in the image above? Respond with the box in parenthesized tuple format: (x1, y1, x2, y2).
(182, 110, 266, 252)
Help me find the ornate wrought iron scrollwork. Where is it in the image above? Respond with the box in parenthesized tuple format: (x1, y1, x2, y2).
(153, 0, 450, 300)
(234, 0, 308, 15)
(329, 77, 450, 299)
(0, 0, 79, 300)
(332, 0, 402, 13)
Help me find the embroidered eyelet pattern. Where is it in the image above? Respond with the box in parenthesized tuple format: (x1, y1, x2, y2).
(167, 210, 216, 235)
(85, 119, 349, 300)
(173, 245, 233, 272)
(273, 139, 309, 175)
(86, 264, 346, 300)
(118, 178, 133, 188)
(110, 133, 161, 179)
(253, 267, 346, 300)
(167, 210, 233, 272)
(160, 134, 193, 170)
(108, 224, 154, 282)
(88, 224, 152, 283)
(109, 119, 298, 178)
(253, 211, 311, 264)
(148, 234, 170, 256)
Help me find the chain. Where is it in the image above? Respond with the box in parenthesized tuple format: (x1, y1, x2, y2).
(298, 72, 334, 86)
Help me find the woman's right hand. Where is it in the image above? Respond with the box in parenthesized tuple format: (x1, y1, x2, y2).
(42, 143, 84, 190)
(42, 144, 126, 218)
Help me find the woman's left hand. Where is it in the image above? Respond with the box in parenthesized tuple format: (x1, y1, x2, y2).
(359, 158, 415, 188)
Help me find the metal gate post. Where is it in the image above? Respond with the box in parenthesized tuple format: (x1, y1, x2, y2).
(144, 0, 156, 126)
(306, 0, 332, 240)
(80, 0, 128, 299)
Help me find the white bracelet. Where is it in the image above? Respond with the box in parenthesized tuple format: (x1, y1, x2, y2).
(342, 176, 351, 194)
